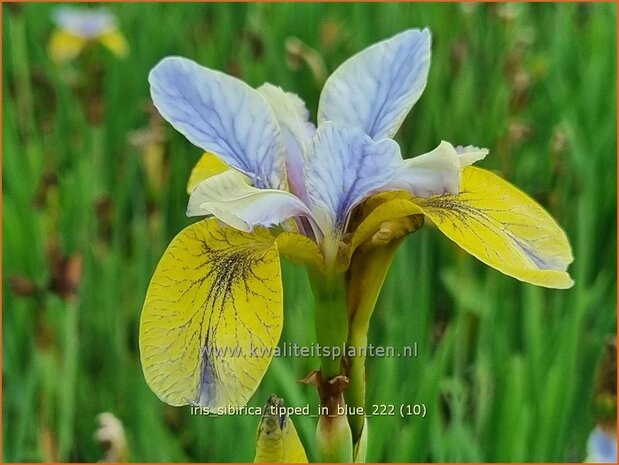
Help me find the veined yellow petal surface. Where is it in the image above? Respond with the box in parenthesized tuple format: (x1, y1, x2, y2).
(254, 395, 308, 463)
(187, 152, 230, 194)
(48, 30, 87, 63)
(276, 232, 324, 270)
(414, 166, 574, 289)
(97, 29, 129, 57)
(140, 219, 283, 407)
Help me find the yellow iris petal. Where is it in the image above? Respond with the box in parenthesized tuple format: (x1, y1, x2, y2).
(48, 30, 88, 63)
(140, 218, 283, 407)
(254, 395, 308, 463)
(97, 30, 129, 57)
(351, 199, 424, 252)
(346, 167, 573, 289)
(340, 194, 423, 269)
(414, 166, 574, 289)
(276, 232, 324, 270)
(281, 418, 308, 463)
(187, 152, 230, 194)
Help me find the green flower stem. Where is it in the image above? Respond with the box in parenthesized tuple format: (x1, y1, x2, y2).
(346, 240, 403, 445)
(308, 243, 352, 462)
(309, 267, 348, 380)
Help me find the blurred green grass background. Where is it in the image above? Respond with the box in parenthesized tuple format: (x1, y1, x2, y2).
(2, 2, 617, 462)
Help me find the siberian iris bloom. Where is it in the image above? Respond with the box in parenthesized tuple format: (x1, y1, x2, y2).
(586, 427, 617, 463)
(139, 29, 572, 438)
(48, 6, 129, 63)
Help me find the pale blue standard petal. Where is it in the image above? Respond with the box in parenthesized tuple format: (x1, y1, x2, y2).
(52, 6, 116, 39)
(455, 145, 489, 167)
(187, 170, 320, 235)
(257, 83, 316, 203)
(305, 122, 402, 234)
(388, 142, 488, 196)
(318, 29, 431, 140)
(149, 57, 286, 189)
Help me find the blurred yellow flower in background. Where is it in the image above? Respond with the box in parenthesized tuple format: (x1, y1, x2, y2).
(48, 6, 129, 63)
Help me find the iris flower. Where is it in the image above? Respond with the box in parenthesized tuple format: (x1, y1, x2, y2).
(586, 427, 617, 463)
(48, 6, 128, 63)
(140, 29, 572, 426)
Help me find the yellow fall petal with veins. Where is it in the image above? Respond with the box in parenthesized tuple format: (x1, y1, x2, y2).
(48, 30, 88, 63)
(346, 167, 572, 289)
(97, 29, 130, 58)
(254, 395, 308, 463)
(414, 166, 574, 289)
(187, 152, 230, 194)
(139, 218, 283, 407)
